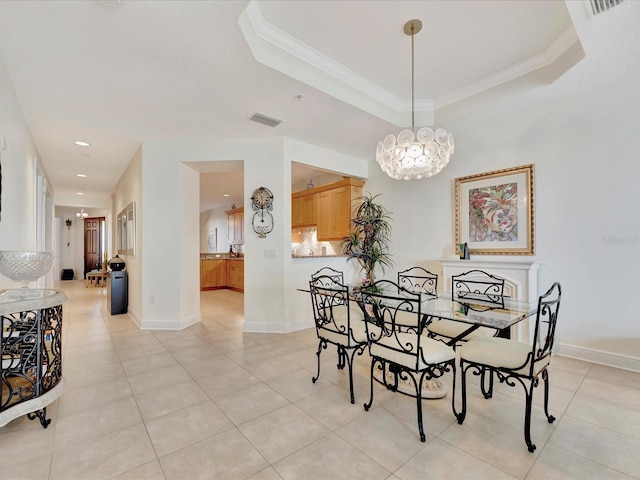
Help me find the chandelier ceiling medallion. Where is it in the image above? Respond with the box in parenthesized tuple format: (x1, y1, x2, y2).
(376, 19, 454, 180)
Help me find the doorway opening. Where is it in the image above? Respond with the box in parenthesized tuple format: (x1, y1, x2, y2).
(84, 216, 106, 277)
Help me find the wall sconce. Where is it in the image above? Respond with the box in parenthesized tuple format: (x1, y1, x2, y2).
(65, 219, 72, 229)
(76, 208, 88, 219)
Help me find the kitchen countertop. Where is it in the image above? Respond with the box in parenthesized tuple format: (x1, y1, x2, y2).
(203, 253, 345, 259)
(200, 253, 243, 260)
(291, 254, 347, 259)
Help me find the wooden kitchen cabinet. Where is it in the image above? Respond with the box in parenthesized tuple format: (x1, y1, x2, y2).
(225, 207, 244, 244)
(216, 260, 229, 287)
(292, 196, 302, 227)
(315, 178, 364, 240)
(315, 190, 332, 238)
(291, 177, 364, 240)
(228, 259, 244, 292)
(292, 192, 316, 228)
(200, 260, 215, 289)
(200, 259, 229, 290)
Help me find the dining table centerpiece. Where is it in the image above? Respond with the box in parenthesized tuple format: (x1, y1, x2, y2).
(341, 192, 393, 288)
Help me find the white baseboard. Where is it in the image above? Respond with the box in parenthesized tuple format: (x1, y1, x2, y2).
(140, 312, 201, 331)
(556, 342, 640, 372)
(179, 313, 201, 330)
(127, 308, 142, 328)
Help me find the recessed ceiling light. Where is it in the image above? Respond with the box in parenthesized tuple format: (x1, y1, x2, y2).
(76, 192, 84, 195)
(223, 194, 230, 197)
(74, 141, 90, 147)
(77, 174, 87, 178)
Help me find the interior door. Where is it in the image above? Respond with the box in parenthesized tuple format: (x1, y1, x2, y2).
(84, 217, 102, 276)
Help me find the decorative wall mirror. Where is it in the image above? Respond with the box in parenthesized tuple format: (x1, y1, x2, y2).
(116, 201, 136, 255)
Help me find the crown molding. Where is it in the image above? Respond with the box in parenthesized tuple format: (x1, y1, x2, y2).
(240, 1, 581, 124)
(239, 1, 433, 126)
(435, 26, 582, 108)
(244, 1, 402, 109)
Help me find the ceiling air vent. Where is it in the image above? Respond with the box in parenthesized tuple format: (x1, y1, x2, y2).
(250, 112, 283, 128)
(589, 0, 623, 15)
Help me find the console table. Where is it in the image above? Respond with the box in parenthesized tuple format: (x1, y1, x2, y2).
(0, 289, 67, 428)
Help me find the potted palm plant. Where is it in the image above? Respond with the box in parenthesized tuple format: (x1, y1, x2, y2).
(341, 193, 393, 286)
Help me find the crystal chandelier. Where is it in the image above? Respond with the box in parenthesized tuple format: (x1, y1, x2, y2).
(76, 208, 88, 219)
(376, 20, 454, 180)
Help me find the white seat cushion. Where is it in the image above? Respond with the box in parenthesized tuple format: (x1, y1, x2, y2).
(317, 304, 368, 345)
(458, 337, 550, 376)
(393, 310, 422, 328)
(427, 319, 496, 341)
(370, 332, 455, 371)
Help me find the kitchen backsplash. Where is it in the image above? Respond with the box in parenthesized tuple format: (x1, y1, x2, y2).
(292, 227, 342, 256)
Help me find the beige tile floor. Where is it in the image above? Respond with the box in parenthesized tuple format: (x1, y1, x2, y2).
(2, 280, 640, 480)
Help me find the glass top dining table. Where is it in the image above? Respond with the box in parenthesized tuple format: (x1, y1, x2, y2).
(302, 281, 539, 398)
(304, 281, 539, 344)
(354, 284, 537, 343)
(378, 290, 537, 330)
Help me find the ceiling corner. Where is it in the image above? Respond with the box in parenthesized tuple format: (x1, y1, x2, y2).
(238, 0, 432, 127)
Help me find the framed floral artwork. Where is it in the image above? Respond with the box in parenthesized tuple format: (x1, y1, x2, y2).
(455, 164, 534, 255)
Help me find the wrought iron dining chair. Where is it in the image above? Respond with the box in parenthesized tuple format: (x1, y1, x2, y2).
(398, 267, 438, 296)
(453, 282, 562, 452)
(427, 270, 505, 344)
(358, 280, 456, 442)
(309, 275, 367, 404)
(311, 266, 344, 284)
(310, 267, 359, 390)
(451, 269, 505, 302)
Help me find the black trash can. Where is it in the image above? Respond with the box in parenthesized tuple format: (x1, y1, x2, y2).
(107, 270, 128, 315)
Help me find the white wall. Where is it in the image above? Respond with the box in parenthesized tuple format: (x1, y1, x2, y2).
(52, 191, 112, 282)
(363, 3, 640, 369)
(179, 163, 200, 321)
(452, 86, 638, 362)
(141, 137, 288, 330)
(0, 56, 53, 289)
(136, 136, 368, 332)
(200, 207, 230, 253)
(113, 147, 142, 324)
(1, 1, 636, 378)
(282, 138, 369, 329)
(53, 206, 109, 280)
(33, 1, 637, 371)
(56, 208, 83, 279)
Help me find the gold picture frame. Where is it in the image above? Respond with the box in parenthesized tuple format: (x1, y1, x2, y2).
(455, 164, 534, 255)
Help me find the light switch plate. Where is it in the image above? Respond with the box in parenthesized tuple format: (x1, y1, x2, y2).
(264, 249, 277, 260)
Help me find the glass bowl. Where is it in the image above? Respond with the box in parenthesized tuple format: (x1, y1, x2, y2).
(0, 251, 54, 294)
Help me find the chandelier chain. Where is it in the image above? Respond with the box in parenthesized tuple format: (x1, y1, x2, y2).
(411, 22, 415, 133)
(375, 18, 454, 180)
